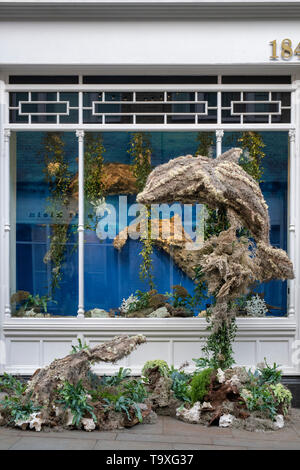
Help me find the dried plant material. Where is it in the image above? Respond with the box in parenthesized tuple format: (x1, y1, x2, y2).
(137, 148, 294, 322)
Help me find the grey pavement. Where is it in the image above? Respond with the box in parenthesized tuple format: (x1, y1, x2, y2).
(0, 411, 300, 450)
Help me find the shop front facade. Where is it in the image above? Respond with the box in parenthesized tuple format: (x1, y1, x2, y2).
(0, 0, 300, 378)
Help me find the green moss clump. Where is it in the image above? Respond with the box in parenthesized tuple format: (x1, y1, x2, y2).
(142, 360, 170, 377)
(190, 368, 213, 404)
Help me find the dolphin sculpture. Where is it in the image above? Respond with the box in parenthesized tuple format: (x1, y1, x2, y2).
(137, 148, 294, 290)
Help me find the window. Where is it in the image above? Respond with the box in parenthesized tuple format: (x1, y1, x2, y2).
(11, 131, 288, 317)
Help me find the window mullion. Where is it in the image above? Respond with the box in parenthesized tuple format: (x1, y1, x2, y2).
(76, 129, 85, 318)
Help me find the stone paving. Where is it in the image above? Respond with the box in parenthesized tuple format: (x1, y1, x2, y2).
(1, 410, 300, 450)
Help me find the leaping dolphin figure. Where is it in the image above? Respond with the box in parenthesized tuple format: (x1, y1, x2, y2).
(137, 148, 294, 285)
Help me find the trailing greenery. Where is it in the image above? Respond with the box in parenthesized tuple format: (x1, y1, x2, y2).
(142, 359, 170, 377)
(238, 131, 266, 182)
(196, 131, 266, 370)
(189, 368, 213, 404)
(43, 133, 74, 294)
(194, 312, 238, 370)
(84, 133, 105, 203)
(56, 380, 97, 427)
(194, 132, 214, 157)
(128, 132, 152, 192)
(128, 132, 155, 290)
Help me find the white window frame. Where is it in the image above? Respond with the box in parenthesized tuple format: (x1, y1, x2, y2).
(0, 77, 297, 321)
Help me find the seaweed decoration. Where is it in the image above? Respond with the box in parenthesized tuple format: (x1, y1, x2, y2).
(128, 132, 155, 290)
(43, 133, 75, 294)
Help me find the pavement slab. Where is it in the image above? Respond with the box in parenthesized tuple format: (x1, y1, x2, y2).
(0, 411, 300, 450)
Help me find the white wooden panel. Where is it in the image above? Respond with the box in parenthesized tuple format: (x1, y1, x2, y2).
(43, 341, 73, 364)
(259, 340, 290, 367)
(173, 340, 202, 366)
(233, 341, 257, 367)
(8, 340, 40, 367)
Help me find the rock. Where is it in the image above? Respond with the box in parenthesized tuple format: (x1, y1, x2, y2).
(124, 403, 152, 428)
(0, 413, 5, 426)
(201, 401, 213, 410)
(148, 307, 170, 318)
(29, 412, 44, 432)
(24, 308, 38, 317)
(224, 366, 249, 385)
(217, 368, 226, 383)
(176, 402, 201, 424)
(65, 409, 75, 427)
(89, 308, 110, 318)
(82, 418, 96, 432)
(197, 310, 206, 318)
(125, 307, 154, 318)
(219, 413, 235, 427)
(227, 374, 241, 390)
(15, 412, 45, 432)
(274, 414, 284, 429)
(148, 375, 172, 409)
(143, 410, 158, 424)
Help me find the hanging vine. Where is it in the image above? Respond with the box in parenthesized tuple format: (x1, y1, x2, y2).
(84, 133, 106, 230)
(128, 133, 155, 290)
(43, 133, 73, 294)
(238, 131, 266, 182)
(196, 131, 266, 369)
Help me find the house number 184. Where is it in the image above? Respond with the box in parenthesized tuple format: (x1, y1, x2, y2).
(270, 39, 300, 60)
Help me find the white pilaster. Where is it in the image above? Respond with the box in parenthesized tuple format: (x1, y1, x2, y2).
(288, 128, 296, 319)
(3, 129, 11, 319)
(76, 130, 85, 318)
(216, 129, 224, 157)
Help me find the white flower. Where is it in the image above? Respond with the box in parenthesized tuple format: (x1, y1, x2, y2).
(120, 294, 139, 313)
(245, 294, 268, 317)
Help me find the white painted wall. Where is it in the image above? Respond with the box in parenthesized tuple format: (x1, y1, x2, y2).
(0, 20, 300, 67)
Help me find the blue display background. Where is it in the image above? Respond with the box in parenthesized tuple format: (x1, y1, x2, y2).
(15, 131, 288, 316)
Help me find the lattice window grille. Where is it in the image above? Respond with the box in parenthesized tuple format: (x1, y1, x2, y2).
(9, 91, 79, 124)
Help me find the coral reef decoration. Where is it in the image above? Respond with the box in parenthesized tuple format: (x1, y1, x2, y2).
(137, 148, 294, 290)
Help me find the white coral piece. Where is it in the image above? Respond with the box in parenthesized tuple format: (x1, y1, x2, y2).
(245, 294, 268, 317)
(81, 418, 96, 432)
(273, 414, 284, 429)
(219, 414, 235, 427)
(217, 368, 226, 383)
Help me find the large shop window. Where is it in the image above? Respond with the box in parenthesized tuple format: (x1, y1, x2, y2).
(11, 131, 288, 317)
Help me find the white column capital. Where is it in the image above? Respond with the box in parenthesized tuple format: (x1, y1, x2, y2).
(216, 129, 224, 142)
(289, 128, 296, 142)
(4, 129, 11, 142)
(76, 130, 85, 141)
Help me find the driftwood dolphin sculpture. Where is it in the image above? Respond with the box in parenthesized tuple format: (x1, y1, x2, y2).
(137, 148, 293, 294)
